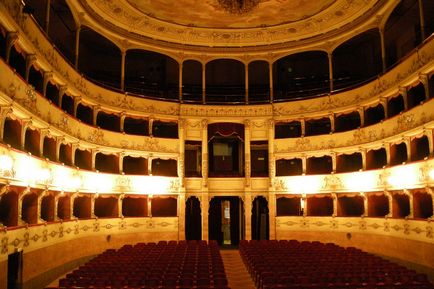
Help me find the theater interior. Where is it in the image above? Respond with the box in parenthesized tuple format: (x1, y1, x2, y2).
(0, 0, 434, 288)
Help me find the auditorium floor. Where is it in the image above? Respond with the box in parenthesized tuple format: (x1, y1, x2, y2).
(220, 250, 256, 289)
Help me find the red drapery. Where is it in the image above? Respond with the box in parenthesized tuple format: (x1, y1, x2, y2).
(208, 122, 244, 141)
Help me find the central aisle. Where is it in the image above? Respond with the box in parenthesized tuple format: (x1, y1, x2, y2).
(221, 249, 256, 289)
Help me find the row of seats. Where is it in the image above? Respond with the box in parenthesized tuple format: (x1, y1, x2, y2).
(239, 240, 434, 289)
(46, 240, 230, 289)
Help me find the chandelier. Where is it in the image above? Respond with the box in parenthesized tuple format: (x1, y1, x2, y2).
(217, 0, 260, 14)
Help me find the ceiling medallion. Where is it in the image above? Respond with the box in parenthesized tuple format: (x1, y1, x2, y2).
(217, 0, 260, 14)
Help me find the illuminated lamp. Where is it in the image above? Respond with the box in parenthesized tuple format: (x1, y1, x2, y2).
(387, 165, 418, 189)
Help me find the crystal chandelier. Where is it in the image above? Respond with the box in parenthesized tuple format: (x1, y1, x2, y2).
(217, 0, 260, 14)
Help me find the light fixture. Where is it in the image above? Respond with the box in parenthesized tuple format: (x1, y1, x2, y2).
(0, 154, 14, 177)
(218, 0, 260, 14)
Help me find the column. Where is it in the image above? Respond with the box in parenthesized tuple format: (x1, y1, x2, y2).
(202, 63, 206, 104)
(404, 189, 414, 218)
(93, 105, 100, 127)
(301, 194, 307, 217)
(245, 63, 249, 104)
(71, 143, 78, 167)
(119, 153, 124, 174)
(120, 50, 126, 91)
(54, 194, 60, 221)
(0, 106, 12, 141)
(331, 152, 337, 173)
(268, 193, 276, 239)
(301, 119, 306, 136)
(44, 0, 51, 33)
(20, 120, 31, 150)
(268, 119, 275, 184)
(37, 190, 48, 223)
(425, 187, 434, 218)
(91, 149, 97, 171)
(244, 120, 251, 187)
(380, 98, 388, 119)
(74, 26, 81, 69)
(91, 194, 97, 218)
(244, 194, 252, 240)
(149, 119, 154, 137)
(148, 156, 153, 175)
(25, 54, 37, 82)
(43, 71, 53, 97)
(18, 187, 31, 225)
(179, 61, 183, 103)
(178, 192, 186, 240)
(147, 195, 152, 217)
(362, 193, 368, 217)
(201, 194, 209, 240)
(400, 87, 409, 111)
(379, 28, 387, 73)
(418, 0, 426, 40)
(201, 119, 208, 187)
(70, 193, 78, 219)
(73, 96, 81, 118)
(328, 52, 333, 92)
(358, 107, 365, 128)
(404, 137, 411, 163)
(178, 120, 186, 187)
(329, 114, 335, 133)
(361, 149, 367, 170)
(420, 74, 430, 101)
(425, 129, 434, 157)
(118, 194, 124, 218)
(5, 32, 18, 63)
(384, 143, 391, 166)
(301, 154, 307, 174)
(58, 85, 67, 108)
(332, 193, 338, 217)
(55, 137, 63, 162)
(120, 112, 126, 133)
(39, 129, 49, 158)
(268, 62, 273, 103)
(385, 191, 393, 218)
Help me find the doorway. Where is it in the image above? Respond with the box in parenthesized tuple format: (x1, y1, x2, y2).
(185, 197, 202, 240)
(8, 250, 23, 289)
(252, 196, 269, 240)
(208, 197, 244, 246)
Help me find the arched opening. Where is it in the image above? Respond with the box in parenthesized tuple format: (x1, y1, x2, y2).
(306, 156, 332, 175)
(185, 197, 202, 240)
(276, 196, 302, 216)
(123, 156, 148, 175)
(61, 93, 74, 116)
(273, 51, 329, 101)
(366, 148, 387, 170)
(306, 194, 333, 216)
(76, 103, 94, 125)
(205, 59, 245, 104)
(57, 195, 71, 220)
(305, 117, 331, 136)
(28, 65, 44, 94)
(365, 103, 385, 126)
(125, 49, 179, 99)
(3, 118, 22, 150)
(152, 120, 178, 138)
(248, 60, 269, 103)
(387, 94, 405, 117)
(45, 81, 60, 105)
(251, 196, 269, 240)
(208, 123, 244, 177)
(334, 111, 361, 132)
(209, 196, 244, 246)
(410, 135, 430, 161)
(94, 196, 118, 218)
(8, 45, 26, 79)
(392, 192, 410, 218)
(276, 158, 303, 176)
(95, 152, 119, 174)
(96, 111, 120, 132)
(275, 121, 302, 138)
(74, 148, 92, 171)
(122, 195, 147, 217)
(182, 60, 202, 103)
(413, 190, 433, 219)
(41, 194, 55, 222)
(367, 193, 389, 217)
(124, 117, 149, 136)
(407, 83, 426, 109)
(24, 127, 41, 156)
(337, 195, 364, 217)
(48, 0, 76, 64)
(79, 27, 121, 89)
(59, 143, 73, 166)
(0, 190, 19, 226)
(390, 142, 408, 166)
(151, 158, 178, 177)
(333, 29, 381, 89)
(384, 0, 422, 68)
(73, 195, 91, 219)
(22, 193, 38, 225)
(185, 141, 202, 177)
(151, 196, 177, 217)
(336, 152, 363, 173)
